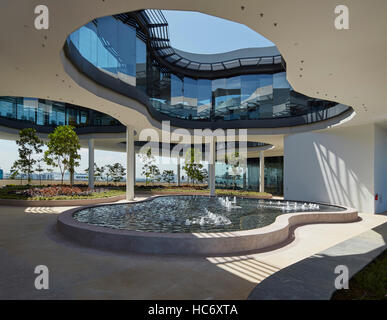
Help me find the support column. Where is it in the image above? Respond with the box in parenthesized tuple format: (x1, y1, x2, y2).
(176, 157, 181, 186)
(209, 137, 216, 196)
(88, 138, 94, 190)
(259, 150, 265, 193)
(133, 150, 136, 187)
(126, 126, 135, 201)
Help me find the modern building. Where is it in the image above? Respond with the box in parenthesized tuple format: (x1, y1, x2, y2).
(0, 3, 386, 214)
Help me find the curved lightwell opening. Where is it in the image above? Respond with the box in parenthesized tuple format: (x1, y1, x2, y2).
(64, 9, 353, 129)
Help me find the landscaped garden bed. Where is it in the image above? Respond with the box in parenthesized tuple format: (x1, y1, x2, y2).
(0, 184, 272, 202)
(134, 184, 272, 198)
(0, 185, 125, 201)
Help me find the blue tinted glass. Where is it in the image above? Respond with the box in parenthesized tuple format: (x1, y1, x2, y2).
(212, 78, 227, 118)
(183, 77, 197, 106)
(226, 76, 241, 104)
(97, 17, 118, 75)
(69, 28, 79, 48)
(273, 72, 290, 116)
(273, 72, 290, 89)
(158, 72, 171, 104)
(197, 79, 212, 118)
(257, 74, 273, 118)
(171, 74, 183, 105)
(117, 21, 136, 85)
(136, 38, 147, 92)
(79, 23, 97, 65)
(0, 98, 14, 118)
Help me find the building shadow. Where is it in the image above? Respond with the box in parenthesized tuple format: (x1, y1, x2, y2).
(248, 222, 387, 299)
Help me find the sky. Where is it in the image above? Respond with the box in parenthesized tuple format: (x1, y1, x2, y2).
(162, 10, 273, 53)
(0, 10, 271, 176)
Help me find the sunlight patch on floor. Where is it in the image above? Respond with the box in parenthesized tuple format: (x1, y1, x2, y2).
(207, 255, 280, 283)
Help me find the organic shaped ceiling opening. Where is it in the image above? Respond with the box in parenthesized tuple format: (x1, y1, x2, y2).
(64, 9, 353, 129)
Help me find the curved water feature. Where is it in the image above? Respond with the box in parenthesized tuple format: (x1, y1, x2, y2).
(57, 195, 357, 255)
(72, 196, 344, 233)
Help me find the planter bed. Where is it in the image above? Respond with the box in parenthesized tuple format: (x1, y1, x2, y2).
(0, 194, 125, 207)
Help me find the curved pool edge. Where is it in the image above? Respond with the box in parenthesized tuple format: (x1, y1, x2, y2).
(56, 197, 358, 256)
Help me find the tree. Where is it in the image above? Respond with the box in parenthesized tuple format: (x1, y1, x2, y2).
(105, 167, 111, 184)
(9, 165, 21, 183)
(161, 170, 175, 185)
(106, 163, 126, 185)
(183, 148, 206, 185)
(85, 163, 105, 183)
(44, 125, 81, 185)
(35, 161, 44, 185)
(96, 165, 105, 182)
(140, 148, 160, 185)
(12, 128, 43, 184)
(225, 152, 243, 189)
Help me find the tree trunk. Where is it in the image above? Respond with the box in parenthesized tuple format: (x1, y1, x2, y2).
(70, 169, 74, 186)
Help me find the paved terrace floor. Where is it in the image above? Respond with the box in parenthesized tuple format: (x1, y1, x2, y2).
(0, 197, 386, 299)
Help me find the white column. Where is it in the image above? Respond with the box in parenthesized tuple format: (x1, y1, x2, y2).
(209, 137, 216, 196)
(88, 138, 94, 190)
(133, 150, 136, 187)
(259, 150, 265, 193)
(176, 157, 181, 186)
(126, 126, 135, 201)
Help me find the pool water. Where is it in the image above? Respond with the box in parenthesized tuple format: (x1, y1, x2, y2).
(73, 196, 344, 233)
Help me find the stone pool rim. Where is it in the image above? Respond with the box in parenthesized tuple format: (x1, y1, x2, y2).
(57, 195, 358, 256)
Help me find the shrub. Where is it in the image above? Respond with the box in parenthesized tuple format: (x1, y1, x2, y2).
(24, 186, 93, 197)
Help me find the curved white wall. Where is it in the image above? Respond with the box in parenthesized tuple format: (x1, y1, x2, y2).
(283, 124, 387, 213)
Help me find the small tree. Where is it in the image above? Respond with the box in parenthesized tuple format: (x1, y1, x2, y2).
(140, 148, 160, 185)
(96, 165, 105, 182)
(12, 128, 43, 184)
(10, 166, 21, 183)
(44, 125, 81, 185)
(85, 163, 105, 183)
(183, 148, 205, 185)
(107, 163, 126, 185)
(161, 169, 174, 185)
(105, 167, 111, 184)
(225, 152, 243, 189)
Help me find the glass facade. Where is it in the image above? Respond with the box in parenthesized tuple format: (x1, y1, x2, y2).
(215, 156, 284, 195)
(66, 14, 350, 124)
(0, 96, 121, 128)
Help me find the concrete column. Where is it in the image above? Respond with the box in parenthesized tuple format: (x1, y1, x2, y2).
(133, 151, 136, 187)
(209, 137, 216, 196)
(126, 126, 135, 201)
(176, 157, 181, 186)
(259, 150, 265, 193)
(88, 138, 94, 190)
